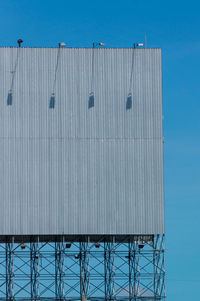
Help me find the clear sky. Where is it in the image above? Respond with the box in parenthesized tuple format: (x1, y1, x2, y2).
(0, 0, 200, 299)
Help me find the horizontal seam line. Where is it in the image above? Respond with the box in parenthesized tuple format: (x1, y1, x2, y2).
(0, 137, 163, 140)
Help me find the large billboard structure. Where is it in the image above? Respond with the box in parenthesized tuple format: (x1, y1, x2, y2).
(0, 46, 165, 300)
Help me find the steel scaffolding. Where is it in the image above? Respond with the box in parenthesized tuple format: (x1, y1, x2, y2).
(0, 235, 165, 300)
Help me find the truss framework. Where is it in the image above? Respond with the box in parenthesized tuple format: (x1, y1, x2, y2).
(0, 235, 165, 300)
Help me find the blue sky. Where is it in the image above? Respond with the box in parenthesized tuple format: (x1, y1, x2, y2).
(0, 0, 200, 299)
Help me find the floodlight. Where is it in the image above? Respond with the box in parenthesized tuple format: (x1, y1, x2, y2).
(134, 43, 144, 48)
(93, 42, 105, 48)
(21, 243, 26, 250)
(17, 39, 23, 47)
(74, 253, 81, 259)
(59, 42, 66, 48)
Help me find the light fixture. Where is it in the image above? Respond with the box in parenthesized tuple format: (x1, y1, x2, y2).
(134, 43, 144, 48)
(94, 242, 100, 248)
(93, 42, 105, 48)
(21, 243, 26, 250)
(59, 42, 66, 48)
(74, 253, 81, 259)
(17, 39, 23, 47)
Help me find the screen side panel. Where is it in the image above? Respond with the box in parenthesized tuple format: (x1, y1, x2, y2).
(0, 48, 164, 235)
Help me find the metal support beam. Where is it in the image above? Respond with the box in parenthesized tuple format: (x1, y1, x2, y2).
(30, 237, 40, 300)
(6, 237, 15, 300)
(80, 238, 90, 300)
(55, 239, 65, 300)
(104, 238, 115, 300)
(0, 235, 165, 300)
(154, 235, 165, 299)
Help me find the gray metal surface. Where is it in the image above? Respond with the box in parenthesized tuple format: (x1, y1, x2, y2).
(0, 47, 164, 235)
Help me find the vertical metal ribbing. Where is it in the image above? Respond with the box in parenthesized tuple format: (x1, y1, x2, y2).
(80, 237, 90, 300)
(55, 238, 65, 300)
(31, 237, 40, 300)
(6, 237, 15, 300)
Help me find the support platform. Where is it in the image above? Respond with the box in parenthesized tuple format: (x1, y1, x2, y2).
(0, 235, 165, 300)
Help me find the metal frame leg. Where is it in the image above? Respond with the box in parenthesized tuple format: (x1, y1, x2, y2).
(0, 235, 165, 300)
(80, 238, 90, 300)
(55, 238, 65, 300)
(30, 238, 40, 300)
(104, 238, 115, 300)
(6, 237, 14, 300)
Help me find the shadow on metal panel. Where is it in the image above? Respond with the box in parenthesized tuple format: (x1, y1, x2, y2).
(7, 48, 21, 106)
(49, 94, 55, 109)
(88, 92, 94, 108)
(7, 91, 13, 106)
(49, 48, 61, 109)
(126, 93, 132, 110)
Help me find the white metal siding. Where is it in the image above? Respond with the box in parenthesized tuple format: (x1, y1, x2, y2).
(0, 47, 164, 235)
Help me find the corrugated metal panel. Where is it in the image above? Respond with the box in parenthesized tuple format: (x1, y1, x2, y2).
(0, 47, 164, 235)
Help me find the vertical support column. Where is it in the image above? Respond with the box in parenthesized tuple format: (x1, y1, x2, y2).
(104, 237, 115, 300)
(130, 241, 139, 300)
(6, 237, 15, 300)
(80, 237, 90, 301)
(153, 235, 157, 299)
(55, 237, 65, 300)
(135, 242, 141, 299)
(30, 237, 40, 300)
(128, 240, 141, 300)
(104, 241, 108, 300)
(129, 241, 135, 300)
(133, 242, 136, 300)
(154, 235, 165, 300)
(161, 236, 166, 299)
